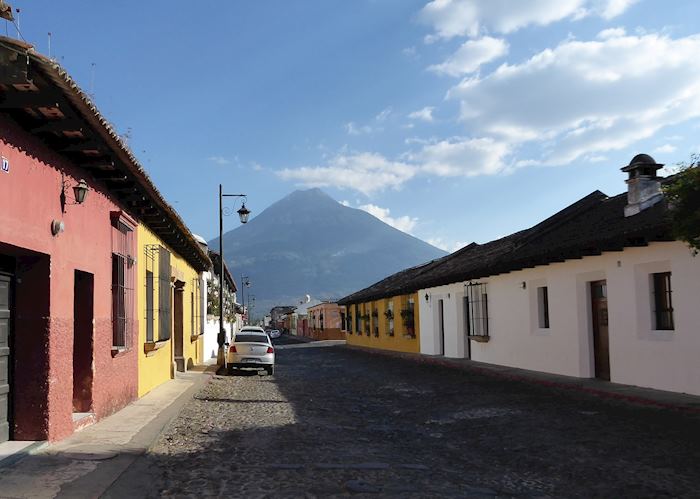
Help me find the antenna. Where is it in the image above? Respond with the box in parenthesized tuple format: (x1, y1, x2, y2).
(47, 32, 52, 59)
(89, 62, 96, 97)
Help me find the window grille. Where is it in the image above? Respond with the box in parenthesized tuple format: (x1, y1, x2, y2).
(145, 270, 154, 342)
(158, 247, 172, 340)
(354, 304, 360, 334)
(652, 272, 674, 330)
(111, 217, 134, 349)
(537, 286, 550, 329)
(466, 282, 489, 337)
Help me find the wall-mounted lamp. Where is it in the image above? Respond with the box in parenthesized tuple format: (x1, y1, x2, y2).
(61, 174, 89, 212)
(51, 219, 65, 236)
(425, 293, 429, 302)
(521, 281, 527, 289)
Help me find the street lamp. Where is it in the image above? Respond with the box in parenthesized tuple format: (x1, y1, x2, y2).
(240, 274, 250, 325)
(218, 184, 250, 366)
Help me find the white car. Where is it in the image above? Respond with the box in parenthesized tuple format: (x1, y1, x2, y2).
(228, 331, 275, 375)
(269, 329, 281, 339)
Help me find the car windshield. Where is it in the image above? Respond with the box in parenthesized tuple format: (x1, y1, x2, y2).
(234, 334, 269, 344)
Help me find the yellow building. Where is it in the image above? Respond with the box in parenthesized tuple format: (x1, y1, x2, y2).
(339, 258, 450, 353)
(343, 293, 420, 353)
(137, 224, 207, 397)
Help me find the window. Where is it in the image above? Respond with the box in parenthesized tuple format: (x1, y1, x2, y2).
(158, 247, 171, 340)
(145, 270, 154, 342)
(111, 214, 135, 349)
(387, 300, 394, 336)
(466, 282, 489, 337)
(537, 286, 550, 329)
(340, 311, 346, 331)
(354, 304, 360, 333)
(652, 272, 674, 330)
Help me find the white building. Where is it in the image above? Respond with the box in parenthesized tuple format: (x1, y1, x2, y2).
(194, 235, 242, 360)
(415, 155, 700, 396)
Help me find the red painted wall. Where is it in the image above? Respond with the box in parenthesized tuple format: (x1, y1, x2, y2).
(0, 116, 138, 441)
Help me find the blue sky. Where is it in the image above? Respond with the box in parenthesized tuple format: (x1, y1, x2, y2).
(12, 0, 700, 251)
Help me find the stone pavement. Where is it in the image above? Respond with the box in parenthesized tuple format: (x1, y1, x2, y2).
(103, 336, 700, 498)
(0, 366, 215, 499)
(345, 344, 700, 412)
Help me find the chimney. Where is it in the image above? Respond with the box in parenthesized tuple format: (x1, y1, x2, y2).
(621, 154, 664, 217)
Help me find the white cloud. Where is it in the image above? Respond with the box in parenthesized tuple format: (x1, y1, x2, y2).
(402, 46, 419, 59)
(597, 27, 626, 39)
(339, 200, 351, 207)
(408, 106, 435, 122)
(447, 32, 700, 165)
(428, 36, 508, 76)
(252, 162, 264, 171)
(277, 152, 417, 195)
(418, 0, 635, 41)
(654, 144, 677, 153)
(358, 204, 418, 234)
(345, 122, 373, 135)
(411, 137, 511, 176)
(208, 156, 231, 165)
(596, 0, 638, 20)
(376, 107, 392, 122)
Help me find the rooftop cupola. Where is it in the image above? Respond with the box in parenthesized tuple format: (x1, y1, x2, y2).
(621, 153, 664, 217)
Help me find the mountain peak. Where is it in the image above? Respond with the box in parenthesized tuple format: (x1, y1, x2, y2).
(286, 187, 336, 202)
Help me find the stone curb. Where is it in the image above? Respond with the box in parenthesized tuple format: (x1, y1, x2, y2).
(343, 344, 700, 414)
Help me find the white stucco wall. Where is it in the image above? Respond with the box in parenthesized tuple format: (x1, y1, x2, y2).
(201, 270, 240, 359)
(418, 241, 700, 395)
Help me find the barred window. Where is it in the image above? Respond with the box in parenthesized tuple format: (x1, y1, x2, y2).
(652, 272, 674, 330)
(466, 282, 489, 337)
(111, 214, 135, 349)
(537, 286, 550, 329)
(145, 270, 154, 342)
(158, 247, 171, 341)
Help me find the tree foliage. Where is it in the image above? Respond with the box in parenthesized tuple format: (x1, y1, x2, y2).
(663, 155, 700, 255)
(206, 277, 238, 323)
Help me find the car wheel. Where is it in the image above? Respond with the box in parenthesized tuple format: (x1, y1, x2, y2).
(266, 366, 274, 375)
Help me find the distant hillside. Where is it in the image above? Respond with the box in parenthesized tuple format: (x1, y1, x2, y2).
(208, 188, 447, 315)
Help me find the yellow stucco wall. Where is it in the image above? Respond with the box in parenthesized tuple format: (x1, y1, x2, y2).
(136, 225, 204, 397)
(345, 293, 420, 353)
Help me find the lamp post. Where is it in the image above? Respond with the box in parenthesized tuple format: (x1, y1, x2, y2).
(218, 184, 250, 366)
(240, 274, 250, 325)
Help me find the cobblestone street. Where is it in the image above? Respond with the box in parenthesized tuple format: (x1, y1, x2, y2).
(110, 337, 700, 498)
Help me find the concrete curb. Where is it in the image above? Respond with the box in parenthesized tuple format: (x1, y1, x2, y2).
(343, 344, 700, 414)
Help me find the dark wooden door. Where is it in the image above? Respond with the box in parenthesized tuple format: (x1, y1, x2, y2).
(73, 271, 94, 413)
(591, 280, 610, 381)
(438, 299, 445, 355)
(0, 272, 12, 442)
(173, 285, 184, 371)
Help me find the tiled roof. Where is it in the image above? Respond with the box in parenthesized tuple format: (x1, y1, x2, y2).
(339, 187, 673, 305)
(0, 37, 211, 271)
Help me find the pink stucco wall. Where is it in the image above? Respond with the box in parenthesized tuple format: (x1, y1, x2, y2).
(0, 116, 138, 441)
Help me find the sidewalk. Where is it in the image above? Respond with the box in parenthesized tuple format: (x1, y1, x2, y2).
(345, 345, 700, 413)
(0, 366, 215, 499)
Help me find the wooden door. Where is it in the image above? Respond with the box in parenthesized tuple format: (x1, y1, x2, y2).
(0, 272, 12, 442)
(173, 284, 184, 371)
(591, 280, 610, 381)
(438, 299, 445, 355)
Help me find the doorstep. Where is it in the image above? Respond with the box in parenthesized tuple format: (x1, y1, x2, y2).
(0, 440, 47, 469)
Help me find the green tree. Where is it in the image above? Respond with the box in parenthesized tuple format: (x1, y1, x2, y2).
(663, 154, 700, 255)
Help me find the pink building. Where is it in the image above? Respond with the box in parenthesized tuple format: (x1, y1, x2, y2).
(307, 302, 346, 340)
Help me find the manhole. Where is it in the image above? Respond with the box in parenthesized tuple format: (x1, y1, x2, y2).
(63, 451, 117, 461)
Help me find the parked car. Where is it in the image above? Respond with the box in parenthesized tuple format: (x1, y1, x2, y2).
(269, 329, 281, 339)
(228, 331, 275, 375)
